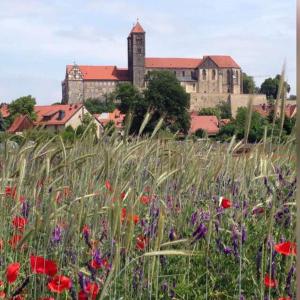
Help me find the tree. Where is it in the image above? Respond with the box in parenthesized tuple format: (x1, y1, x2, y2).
(242, 73, 256, 94)
(76, 113, 97, 137)
(85, 96, 116, 114)
(144, 70, 190, 134)
(198, 107, 221, 119)
(8, 95, 36, 122)
(216, 101, 232, 119)
(260, 74, 290, 100)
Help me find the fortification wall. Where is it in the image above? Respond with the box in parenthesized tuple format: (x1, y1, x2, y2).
(190, 93, 230, 112)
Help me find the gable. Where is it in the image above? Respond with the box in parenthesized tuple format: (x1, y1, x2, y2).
(198, 57, 219, 69)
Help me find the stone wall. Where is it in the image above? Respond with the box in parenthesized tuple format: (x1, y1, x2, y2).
(190, 93, 230, 112)
(230, 94, 267, 117)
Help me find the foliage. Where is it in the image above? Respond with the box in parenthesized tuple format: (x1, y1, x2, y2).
(0, 132, 295, 299)
(76, 113, 97, 137)
(85, 96, 116, 114)
(61, 125, 76, 143)
(216, 101, 232, 119)
(260, 75, 291, 100)
(198, 107, 221, 119)
(144, 70, 190, 134)
(194, 128, 206, 138)
(242, 73, 256, 94)
(8, 95, 37, 125)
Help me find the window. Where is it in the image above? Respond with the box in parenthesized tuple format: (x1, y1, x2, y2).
(202, 69, 207, 80)
(212, 69, 216, 80)
(227, 70, 231, 84)
(182, 71, 185, 77)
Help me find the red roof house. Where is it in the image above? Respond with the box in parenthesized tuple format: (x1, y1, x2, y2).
(7, 115, 34, 133)
(190, 115, 219, 136)
(94, 109, 125, 129)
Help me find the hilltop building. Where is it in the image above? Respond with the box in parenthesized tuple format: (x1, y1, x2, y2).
(62, 21, 255, 111)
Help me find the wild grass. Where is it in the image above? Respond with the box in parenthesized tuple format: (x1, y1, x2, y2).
(0, 128, 296, 299)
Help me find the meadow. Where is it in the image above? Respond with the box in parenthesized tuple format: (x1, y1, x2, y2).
(0, 129, 296, 299)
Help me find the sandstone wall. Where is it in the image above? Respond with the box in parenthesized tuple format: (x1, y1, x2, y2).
(230, 94, 267, 117)
(190, 93, 230, 112)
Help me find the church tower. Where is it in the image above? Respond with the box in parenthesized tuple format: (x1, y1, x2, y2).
(127, 21, 145, 88)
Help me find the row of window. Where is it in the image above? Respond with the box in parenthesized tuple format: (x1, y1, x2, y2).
(171, 69, 239, 81)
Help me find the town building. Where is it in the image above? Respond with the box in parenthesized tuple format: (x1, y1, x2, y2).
(62, 21, 248, 111)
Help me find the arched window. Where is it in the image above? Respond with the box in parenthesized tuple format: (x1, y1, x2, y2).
(227, 70, 231, 84)
(202, 69, 207, 80)
(212, 69, 216, 80)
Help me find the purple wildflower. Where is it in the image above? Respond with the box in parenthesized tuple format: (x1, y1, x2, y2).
(223, 246, 232, 255)
(192, 223, 207, 243)
(21, 201, 30, 218)
(241, 226, 247, 244)
(285, 265, 295, 297)
(169, 227, 176, 241)
(51, 225, 62, 244)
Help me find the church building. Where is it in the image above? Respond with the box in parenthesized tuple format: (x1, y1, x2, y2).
(62, 21, 243, 107)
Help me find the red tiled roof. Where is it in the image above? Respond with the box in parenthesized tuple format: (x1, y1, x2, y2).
(219, 119, 231, 126)
(190, 115, 219, 135)
(94, 109, 125, 129)
(8, 115, 34, 133)
(34, 104, 83, 126)
(145, 58, 202, 69)
(66, 65, 130, 81)
(0, 104, 10, 118)
(253, 103, 297, 119)
(200, 56, 240, 68)
(131, 22, 145, 33)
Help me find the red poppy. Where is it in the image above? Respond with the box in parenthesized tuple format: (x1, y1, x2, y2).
(6, 262, 20, 284)
(220, 197, 232, 209)
(274, 242, 296, 256)
(19, 195, 26, 203)
(120, 192, 126, 200)
(47, 275, 71, 293)
(278, 298, 292, 300)
(30, 255, 58, 277)
(5, 186, 16, 198)
(9, 235, 22, 249)
(132, 214, 139, 225)
(85, 282, 100, 299)
(78, 290, 88, 300)
(140, 195, 150, 205)
(101, 258, 111, 270)
(82, 224, 90, 236)
(121, 208, 127, 222)
(0, 291, 5, 299)
(11, 296, 24, 300)
(136, 235, 148, 251)
(12, 216, 27, 231)
(252, 206, 265, 215)
(105, 180, 112, 192)
(264, 274, 277, 288)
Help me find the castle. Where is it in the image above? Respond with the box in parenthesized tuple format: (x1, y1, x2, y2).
(62, 21, 254, 111)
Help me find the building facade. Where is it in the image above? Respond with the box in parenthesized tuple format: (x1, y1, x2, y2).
(62, 22, 242, 106)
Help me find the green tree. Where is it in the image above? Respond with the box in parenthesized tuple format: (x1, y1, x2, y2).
(8, 95, 36, 127)
(198, 107, 221, 119)
(76, 113, 97, 137)
(242, 73, 256, 94)
(260, 74, 290, 100)
(61, 125, 76, 143)
(85, 96, 116, 114)
(144, 70, 190, 134)
(216, 101, 232, 119)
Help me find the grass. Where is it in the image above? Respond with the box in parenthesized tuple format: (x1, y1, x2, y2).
(0, 129, 296, 299)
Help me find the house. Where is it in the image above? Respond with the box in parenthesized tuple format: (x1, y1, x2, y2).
(253, 103, 297, 119)
(94, 109, 125, 130)
(189, 115, 219, 136)
(4, 104, 103, 137)
(7, 115, 34, 134)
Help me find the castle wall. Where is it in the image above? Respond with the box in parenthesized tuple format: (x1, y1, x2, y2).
(190, 93, 230, 112)
(67, 80, 84, 104)
(230, 94, 267, 117)
(83, 81, 118, 101)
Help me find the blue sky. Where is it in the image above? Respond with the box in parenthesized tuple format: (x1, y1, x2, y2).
(0, 0, 296, 104)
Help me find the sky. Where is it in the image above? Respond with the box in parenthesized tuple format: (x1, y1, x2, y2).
(0, 0, 296, 104)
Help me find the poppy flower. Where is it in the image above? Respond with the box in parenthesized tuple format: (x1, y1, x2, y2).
(82, 225, 90, 236)
(105, 180, 112, 192)
(132, 214, 139, 224)
(120, 192, 126, 200)
(12, 216, 27, 231)
(47, 275, 71, 293)
(5, 186, 16, 198)
(121, 208, 127, 222)
(101, 258, 111, 270)
(85, 282, 100, 299)
(19, 195, 26, 203)
(278, 298, 292, 300)
(140, 195, 150, 205)
(274, 242, 296, 256)
(30, 255, 58, 277)
(9, 235, 22, 249)
(0, 291, 5, 299)
(264, 274, 277, 288)
(6, 262, 20, 284)
(11, 296, 24, 300)
(136, 235, 148, 251)
(220, 197, 232, 209)
(78, 290, 88, 300)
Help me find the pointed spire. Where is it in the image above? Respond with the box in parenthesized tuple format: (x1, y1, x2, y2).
(130, 20, 145, 34)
